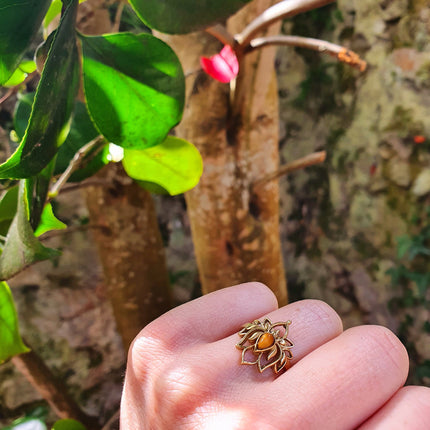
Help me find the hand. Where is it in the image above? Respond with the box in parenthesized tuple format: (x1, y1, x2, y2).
(120, 283, 430, 429)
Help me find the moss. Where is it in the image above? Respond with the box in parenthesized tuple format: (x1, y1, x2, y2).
(384, 106, 424, 138)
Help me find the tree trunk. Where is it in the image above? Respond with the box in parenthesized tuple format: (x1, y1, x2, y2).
(162, 0, 287, 304)
(84, 164, 171, 350)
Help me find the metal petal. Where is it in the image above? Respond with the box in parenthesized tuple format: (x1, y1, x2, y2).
(241, 345, 259, 365)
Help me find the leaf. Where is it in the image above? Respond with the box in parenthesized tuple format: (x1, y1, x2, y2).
(0, 182, 60, 281)
(0, 0, 51, 84)
(0, 281, 30, 363)
(3, 418, 47, 430)
(122, 136, 203, 195)
(129, 0, 251, 34)
(51, 419, 86, 430)
(396, 235, 412, 259)
(34, 203, 66, 237)
(0, 186, 18, 237)
(3, 60, 37, 88)
(80, 32, 185, 149)
(0, 0, 80, 179)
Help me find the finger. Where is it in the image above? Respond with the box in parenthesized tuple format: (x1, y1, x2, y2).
(133, 282, 278, 351)
(358, 386, 430, 430)
(265, 325, 409, 429)
(224, 299, 343, 381)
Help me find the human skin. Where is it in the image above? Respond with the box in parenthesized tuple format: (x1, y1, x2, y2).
(120, 282, 430, 429)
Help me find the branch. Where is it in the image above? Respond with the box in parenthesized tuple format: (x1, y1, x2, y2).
(48, 135, 106, 200)
(12, 346, 99, 429)
(253, 150, 326, 188)
(112, 1, 125, 33)
(206, 24, 236, 47)
(236, 0, 336, 48)
(0, 71, 38, 105)
(248, 35, 367, 71)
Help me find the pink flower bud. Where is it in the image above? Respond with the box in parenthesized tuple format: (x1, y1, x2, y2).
(200, 45, 239, 83)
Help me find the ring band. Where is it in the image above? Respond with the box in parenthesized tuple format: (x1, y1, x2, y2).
(236, 318, 294, 374)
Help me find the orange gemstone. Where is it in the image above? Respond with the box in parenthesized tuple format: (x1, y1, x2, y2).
(257, 333, 275, 350)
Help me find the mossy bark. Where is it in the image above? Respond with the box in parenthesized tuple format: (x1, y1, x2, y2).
(162, 0, 287, 304)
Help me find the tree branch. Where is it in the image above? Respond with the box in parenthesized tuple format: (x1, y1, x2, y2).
(206, 24, 236, 47)
(12, 346, 99, 429)
(247, 35, 367, 71)
(236, 0, 336, 48)
(48, 135, 106, 200)
(253, 150, 326, 188)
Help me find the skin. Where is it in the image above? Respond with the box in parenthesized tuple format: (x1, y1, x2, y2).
(121, 282, 430, 429)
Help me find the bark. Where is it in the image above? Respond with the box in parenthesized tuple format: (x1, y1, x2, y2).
(12, 349, 99, 429)
(162, 0, 287, 304)
(84, 163, 171, 350)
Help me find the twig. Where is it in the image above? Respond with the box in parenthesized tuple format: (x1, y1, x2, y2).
(59, 178, 111, 195)
(236, 0, 335, 48)
(12, 346, 99, 429)
(101, 410, 120, 430)
(206, 24, 236, 47)
(0, 71, 38, 105)
(48, 135, 106, 200)
(253, 150, 326, 188)
(112, 1, 125, 33)
(248, 35, 367, 71)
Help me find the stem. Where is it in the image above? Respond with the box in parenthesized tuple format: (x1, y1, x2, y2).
(12, 347, 99, 429)
(247, 35, 367, 71)
(48, 135, 106, 200)
(236, 0, 336, 48)
(206, 24, 236, 47)
(112, 1, 125, 33)
(0, 71, 38, 105)
(253, 151, 326, 188)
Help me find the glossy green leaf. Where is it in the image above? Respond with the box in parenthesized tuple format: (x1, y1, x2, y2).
(81, 32, 184, 149)
(3, 61, 37, 88)
(0, 281, 30, 363)
(122, 136, 203, 195)
(129, 0, 251, 34)
(0, 0, 51, 84)
(0, 0, 80, 179)
(55, 102, 109, 182)
(0, 182, 60, 281)
(0, 186, 18, 223)
(52, 419, 86, 430)
(34, 203, 66, 237)
(14, 92, 35, 140)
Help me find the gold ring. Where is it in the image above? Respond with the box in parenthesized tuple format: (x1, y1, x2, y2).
(236, 318, 293, 374)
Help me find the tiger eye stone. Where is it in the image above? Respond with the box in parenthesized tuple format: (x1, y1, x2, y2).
(257, 333, 275, 350)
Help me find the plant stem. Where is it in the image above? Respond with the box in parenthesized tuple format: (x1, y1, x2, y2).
(236, 0, 335, 48)
(247, 36, 367, 71)
(112, 1, 125, 32)
(253, 151, 326, 188)
(206, 24, 236, 47)
(12, 347, 99, 429)
(48, 135, 106, 200)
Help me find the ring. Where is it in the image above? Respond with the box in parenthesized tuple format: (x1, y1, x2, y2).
(236, 318, 294, 374)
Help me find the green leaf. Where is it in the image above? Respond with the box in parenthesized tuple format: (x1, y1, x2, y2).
(14, 92, 35, 140)
(80, 32, 185, 149)
(0, 182, 60, 281)
(55, 102, 109, 182)
(0, 0, 80, 179)
(129, 0, 251, 34)
(34, 203, 66, 237)
(122, 136, 203, 195)
(396, 235, 412, 259)
(0, 186, 18, 237)
(0, 281, 30, 363)
(0, 0, 51, 84)
(3, 60, 37, 88)
(51, 419, 86, 430)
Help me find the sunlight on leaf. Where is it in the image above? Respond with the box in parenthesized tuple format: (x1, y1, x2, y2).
(0, 281, 30, 363)
(34, 203, 67, 237)
(122, 136, 203, 195)
(51, 419, 86, 430)
(0, 0, 80, 179)
(80, 32, 184, 150)
(3, 61, 37, 88)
